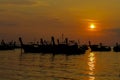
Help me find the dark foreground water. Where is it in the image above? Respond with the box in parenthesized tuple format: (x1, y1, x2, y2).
(0, 49, 120, 80)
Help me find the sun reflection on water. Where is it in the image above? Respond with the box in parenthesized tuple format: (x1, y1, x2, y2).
(88, 52, 96, 80)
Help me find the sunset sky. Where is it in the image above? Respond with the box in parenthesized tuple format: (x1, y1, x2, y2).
(0, 0, 120, 45)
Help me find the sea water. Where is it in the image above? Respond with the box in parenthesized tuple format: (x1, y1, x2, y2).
(0, 49, 120, 80)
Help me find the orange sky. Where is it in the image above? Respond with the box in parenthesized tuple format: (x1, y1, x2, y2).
(0, 0, 120, 45)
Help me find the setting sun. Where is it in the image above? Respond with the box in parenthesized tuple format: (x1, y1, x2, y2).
(90, 24, 95, 29)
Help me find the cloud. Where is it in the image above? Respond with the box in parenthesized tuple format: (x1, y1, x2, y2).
(0, 0, 38, 5)
(0, 0, 49, 8)
(104, 27, 120, 36)
(111, 28, 120, 36)
(106, 28, 120, 32)
(0, 20, 17, 27)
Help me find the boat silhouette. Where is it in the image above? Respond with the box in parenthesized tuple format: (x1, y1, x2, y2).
(0, 40, 15, 50)
(19, 37, 88, 55)
(89, 41, 111, 52)
(113, 43, 120, 52)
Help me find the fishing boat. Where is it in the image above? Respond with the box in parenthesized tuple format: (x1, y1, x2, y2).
(89, 41, 111, 52)
(0, 40, 15, 50)
(113, 43, 120, 52)
(19, 37, 88, 55)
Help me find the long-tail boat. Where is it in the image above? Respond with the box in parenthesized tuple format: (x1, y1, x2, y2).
(89, 41, 111, 52)
(113, 43, 120, 52)
(0, 40, 15, 50)
(19, 37, 88, 55)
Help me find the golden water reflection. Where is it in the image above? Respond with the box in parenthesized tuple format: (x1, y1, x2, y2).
(88, 52, 96, 80)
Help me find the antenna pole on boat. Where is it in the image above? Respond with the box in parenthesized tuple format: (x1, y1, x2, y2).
(19, 37, 23, 54)
(116, 42, 118, 46)
(19, 37, 23, 47)
(62, 34, 64, 43)
(40, 38, 44, 45)
(57, 39, 60, 45)
(65, 38, 68, 45)
(51, 36, 55, 45)
(89, 41, 91, 46)
(100, 43, 102, 47)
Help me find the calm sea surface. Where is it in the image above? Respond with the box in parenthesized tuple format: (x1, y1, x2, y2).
(0, 49, 120, 80)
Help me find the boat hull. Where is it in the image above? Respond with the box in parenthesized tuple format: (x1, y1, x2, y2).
(21, 44, 86, 55)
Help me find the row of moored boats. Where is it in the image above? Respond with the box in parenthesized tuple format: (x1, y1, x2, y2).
(0, 37, 120, 55)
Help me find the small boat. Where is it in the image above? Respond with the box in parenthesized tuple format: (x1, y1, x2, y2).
(0, 40, 15, 50)
(19, 37, 88, 55)
(113, 43, 120, 52)
(89, 41, 111, 52)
